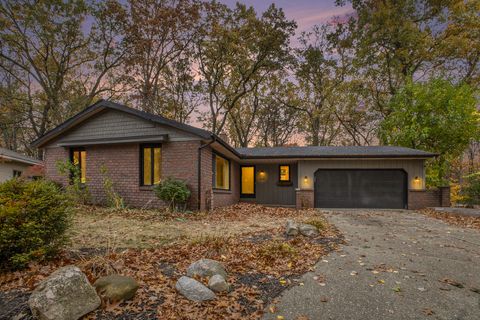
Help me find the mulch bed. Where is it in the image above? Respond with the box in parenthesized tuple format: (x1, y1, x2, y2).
(0, 205, 343, 320)
(421, 208, 480, 230)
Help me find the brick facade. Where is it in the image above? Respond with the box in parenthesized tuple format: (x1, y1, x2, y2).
(408, 187, 451, 210)
(44, 141, 213, 210)
(295, 189, 314, 209)
(212, 160, 240, 208)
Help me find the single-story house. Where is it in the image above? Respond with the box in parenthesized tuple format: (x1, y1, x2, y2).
(0, 147, 43, 183)
(31, 100, 450, 211)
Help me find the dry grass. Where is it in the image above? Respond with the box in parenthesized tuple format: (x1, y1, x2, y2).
(71, 203, 319, 249)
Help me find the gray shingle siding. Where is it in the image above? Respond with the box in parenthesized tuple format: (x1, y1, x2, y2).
(54, 109, 199, 145)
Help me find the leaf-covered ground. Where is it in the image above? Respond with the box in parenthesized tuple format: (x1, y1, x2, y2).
(421, 208, 480, 230)
(0, 204, 343, 320)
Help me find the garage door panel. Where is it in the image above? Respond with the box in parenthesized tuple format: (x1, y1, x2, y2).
(314, 169, 407, 209)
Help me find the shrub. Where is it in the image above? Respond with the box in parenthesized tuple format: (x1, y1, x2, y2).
(303, 218, 326, 231)
(154, 178, 191, 211)
(100, 165, 125, 209)
(56, 160, 91, 204)
(461, 172, 480, 205)
(0, 179, 73, 270)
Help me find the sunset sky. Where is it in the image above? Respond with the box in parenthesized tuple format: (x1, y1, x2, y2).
(219, 0, 353, 33)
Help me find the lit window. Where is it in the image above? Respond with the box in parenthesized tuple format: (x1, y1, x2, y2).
(279, 165, 290, 182)
(141, 144, 162, 186)
(71, 148, 87, 183)
(214, 154, 230, 190)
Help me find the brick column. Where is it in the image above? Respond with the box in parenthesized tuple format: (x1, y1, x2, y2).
(439, 186, 451, 207)
(296, 189, 314, 209)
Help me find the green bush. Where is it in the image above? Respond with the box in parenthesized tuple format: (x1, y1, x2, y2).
(0, 179, 73, 270)
(154, 178, 191, 211)
(461, 172, 480, 205)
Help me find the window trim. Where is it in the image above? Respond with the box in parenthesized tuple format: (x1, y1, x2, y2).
(140, 143, 162, 187)
(69, 147, 86, 184)
(278, 164, 291, 183)
(212, 152, 231, 191)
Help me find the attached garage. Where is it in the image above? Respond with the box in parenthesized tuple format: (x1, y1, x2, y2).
(314, 169, 408, 209)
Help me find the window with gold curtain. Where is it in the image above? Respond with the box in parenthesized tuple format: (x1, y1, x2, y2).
(214, 154, 230, 190)
(71, 148, 86, 183)
(141, 144, 162, 186)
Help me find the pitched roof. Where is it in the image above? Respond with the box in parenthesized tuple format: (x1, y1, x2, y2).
(0, 147, 42, 165)
(235, 146, 437, 158)
(31, 100, 215, 148)
(31, 100, 436, 159)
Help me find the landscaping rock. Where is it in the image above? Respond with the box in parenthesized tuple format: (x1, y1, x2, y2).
(175, 276, 216, 301)
(285, 220, 299, 236)
(28, 265, 100, 320)
(186, 259, 227, 279)
(94, 274, 139, 302)
(208, 274, 229, 293)
(299, 223, 319, 237)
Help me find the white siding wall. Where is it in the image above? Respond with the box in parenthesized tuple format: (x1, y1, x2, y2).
(298, 159, 425, 190)
(0, 161, 32, 183)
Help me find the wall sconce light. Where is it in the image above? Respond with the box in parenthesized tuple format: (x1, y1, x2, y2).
(412, 176, 422, 189)
(259, 170, 265, 176)
(304, 176, 308, 182)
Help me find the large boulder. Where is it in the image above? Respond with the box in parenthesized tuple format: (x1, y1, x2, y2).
(28, 265, 100, 320)
(299, 223, 319, 237)
(208, 274, 229, 293)
(285, 220, 299, 236)
(175, 276, 216, 301)
(186, 259, 227, 279)
(94, 274, 139, 302)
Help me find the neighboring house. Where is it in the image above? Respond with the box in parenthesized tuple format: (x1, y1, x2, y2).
(0, 147, 43, 183)
(31, 100, 450, 211)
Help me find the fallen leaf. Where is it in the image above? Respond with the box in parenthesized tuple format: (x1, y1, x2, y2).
(423, 308, 434, 316)
(440, 278, 464, 288)
(320, 296, 328, 302)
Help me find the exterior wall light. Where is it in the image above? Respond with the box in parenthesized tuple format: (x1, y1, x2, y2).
(257, 170, 267, 182)
(412, 176, 422, 190)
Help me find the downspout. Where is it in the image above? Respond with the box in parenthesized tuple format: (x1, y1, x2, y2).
(198, 136, 216, 211)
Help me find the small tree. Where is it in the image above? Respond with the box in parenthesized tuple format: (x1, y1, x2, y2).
(380, 79, 480, 186)
(56, 160, 91, 204)
(154, 178, 191, 212)
(461, 172, 480, 206)
(100, 165, 125, 209)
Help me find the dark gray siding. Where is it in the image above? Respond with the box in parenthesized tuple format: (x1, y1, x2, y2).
(243, 163, 297, 206)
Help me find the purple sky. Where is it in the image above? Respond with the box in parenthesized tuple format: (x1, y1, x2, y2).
(219, 0, 353, 33)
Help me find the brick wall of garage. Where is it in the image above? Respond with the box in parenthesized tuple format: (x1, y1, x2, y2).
(408, 187, 450, 210)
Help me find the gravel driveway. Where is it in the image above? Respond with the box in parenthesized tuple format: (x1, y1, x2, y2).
(264, 210, 480, 320)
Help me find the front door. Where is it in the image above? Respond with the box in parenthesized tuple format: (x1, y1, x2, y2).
(241, 166, 255, 198)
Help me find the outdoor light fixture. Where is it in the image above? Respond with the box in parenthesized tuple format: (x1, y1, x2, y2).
(412, 176, 422, 190)
(304, 176, 308, 181)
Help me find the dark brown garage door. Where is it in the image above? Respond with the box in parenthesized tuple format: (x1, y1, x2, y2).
(314, 169, 407, 209)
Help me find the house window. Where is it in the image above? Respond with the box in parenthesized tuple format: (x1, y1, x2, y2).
(71, 148, 87, 183)
(214, 154, 230, 190)
(13, 170, 22, 178)
(141, 144, 162, 186)
(279, 165, 290, 182)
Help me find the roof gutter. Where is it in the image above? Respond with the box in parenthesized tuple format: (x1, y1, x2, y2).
(197, 136, 216, 211)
